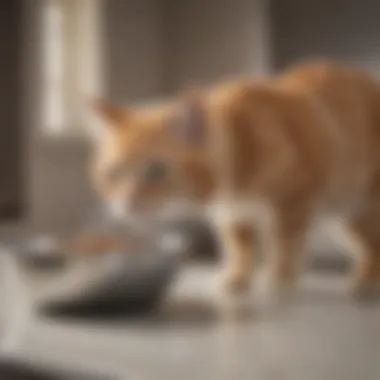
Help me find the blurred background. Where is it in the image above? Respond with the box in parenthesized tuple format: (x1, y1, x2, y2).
(3, 0, 269, 236)
(5, 0, 380, 236)
(1, 1, 380, 379)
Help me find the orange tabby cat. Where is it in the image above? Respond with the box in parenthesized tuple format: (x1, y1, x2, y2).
(89, 60, 380, 299)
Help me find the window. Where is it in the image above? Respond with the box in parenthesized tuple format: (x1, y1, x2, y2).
(41, 0, 104, 135)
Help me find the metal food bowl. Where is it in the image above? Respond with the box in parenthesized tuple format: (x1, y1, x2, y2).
(0, 232, 184, 324)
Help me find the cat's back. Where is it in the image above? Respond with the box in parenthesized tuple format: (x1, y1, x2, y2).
(280, 61, 380, 160)
(274, 60, 380, 131)
(205, 61, 380, 209)
(273, 61, 380, 210)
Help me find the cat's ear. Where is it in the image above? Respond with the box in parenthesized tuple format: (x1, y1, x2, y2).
(86, 98, 129, 139)
(171, 93, 206, 145)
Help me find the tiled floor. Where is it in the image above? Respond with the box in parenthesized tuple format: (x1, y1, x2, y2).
(6, 265, 380, 380)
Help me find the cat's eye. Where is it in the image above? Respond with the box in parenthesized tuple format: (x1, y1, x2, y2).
(141, 160, 170, 182)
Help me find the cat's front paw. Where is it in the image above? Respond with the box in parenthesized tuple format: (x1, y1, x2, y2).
(213, 272, 253, 321)
(220, 272, 251, 295)
(257, 273, 296, 308)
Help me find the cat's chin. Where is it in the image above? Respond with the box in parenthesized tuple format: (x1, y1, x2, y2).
(160, 203, 204, 222)
(130, 203, 204, 225)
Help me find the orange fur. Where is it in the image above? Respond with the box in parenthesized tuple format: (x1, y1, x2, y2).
(90, 60, 380, 298)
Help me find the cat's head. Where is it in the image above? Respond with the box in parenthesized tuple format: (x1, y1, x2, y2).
(88, 96, 216, 222)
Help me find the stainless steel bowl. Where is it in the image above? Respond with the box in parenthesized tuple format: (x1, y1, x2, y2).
(10, 234, 182, 314)
(0, 232, 184, 351)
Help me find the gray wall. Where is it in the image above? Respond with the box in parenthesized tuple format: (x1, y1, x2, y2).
(0, 0, 24, 220)
(18, 1, 98, 235)
(163, 0, 270, 92)
(103, 0, 167, 102)
(28, 141, 97, 234)
(103, 0, 270, 100)
(271, 0, 380, 76)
